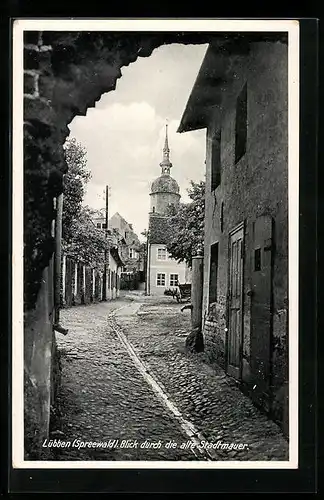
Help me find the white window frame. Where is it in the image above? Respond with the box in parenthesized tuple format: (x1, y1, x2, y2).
(129, 248, 136, 259)
(157, 247, 167, 260)
(156, 273, 166, 287)
(169, 273, 179, 287)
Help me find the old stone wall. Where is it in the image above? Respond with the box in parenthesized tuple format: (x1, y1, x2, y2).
(24, 264, 55, 459)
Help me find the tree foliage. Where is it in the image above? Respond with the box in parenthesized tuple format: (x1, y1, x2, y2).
(165, 180, 205, 267)
(62, 137, 91, 243)
(62, 138, 110, 269)
(62, 206, 111, 270)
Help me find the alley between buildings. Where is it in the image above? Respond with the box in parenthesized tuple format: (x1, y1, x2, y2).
(50, 294, 289, 462)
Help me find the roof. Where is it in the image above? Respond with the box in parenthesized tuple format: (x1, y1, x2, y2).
(177, 34, 287, 134)
(150, 174, 180, 195)
(110, 246, 124, 267)
(148, 214, 171, 245)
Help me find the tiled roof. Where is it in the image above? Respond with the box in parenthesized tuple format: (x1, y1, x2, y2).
(148, 214, 171, 245)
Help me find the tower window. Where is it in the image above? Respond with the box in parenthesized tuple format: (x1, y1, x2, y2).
(235, 83, 248, 164)
(152, 206, 155, 213)
(211, 130, 221, 191)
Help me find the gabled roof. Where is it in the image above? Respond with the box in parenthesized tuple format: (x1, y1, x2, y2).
(109, 211, 129, 226)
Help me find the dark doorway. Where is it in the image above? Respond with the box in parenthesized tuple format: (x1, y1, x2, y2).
(209, 242, 219, 304)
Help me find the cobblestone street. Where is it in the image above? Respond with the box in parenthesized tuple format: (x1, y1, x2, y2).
(52, 294, 289, 462)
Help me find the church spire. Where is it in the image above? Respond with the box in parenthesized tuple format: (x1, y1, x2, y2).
(160, 122, 172, 175)
(164, 123, 169, 154)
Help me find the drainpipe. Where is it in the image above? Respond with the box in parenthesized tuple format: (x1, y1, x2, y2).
(54, 192, 68, 335)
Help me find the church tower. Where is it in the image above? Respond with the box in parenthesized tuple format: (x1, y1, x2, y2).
(150, 124, 181, 215)
(146, 123, 190, 296)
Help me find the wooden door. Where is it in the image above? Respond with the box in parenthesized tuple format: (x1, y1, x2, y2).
(227, 223, 244, 379)
(250, 215, 273, 410)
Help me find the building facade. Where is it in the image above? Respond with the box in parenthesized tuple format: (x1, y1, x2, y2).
(109, 212, 144, 277)
(92, 210, 145, 290)
(147, 125, 191, 296)
(89, 211, 126, 299)
(178, 35, 289, 431)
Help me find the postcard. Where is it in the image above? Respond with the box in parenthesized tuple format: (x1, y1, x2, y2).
(12, 18, 300, 471)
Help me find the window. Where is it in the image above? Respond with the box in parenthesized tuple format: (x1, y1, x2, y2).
(235, 83, 247, 164)
(209, 242, 219, 303)
(157, 247, 167, 260)
(102, 223, 107, 229)
(211, 130, 221, 191)
(220, 202, 224, 232)
(129, 248, 137, 259)
(156, 273, 166, 286)
(96, 223, 101, 229)
(152, 206, 155, 213)
(170, 274, 179, 287)
(254, 248, 261, 271)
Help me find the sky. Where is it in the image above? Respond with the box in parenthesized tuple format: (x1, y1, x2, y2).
(68, 43, 208, 240)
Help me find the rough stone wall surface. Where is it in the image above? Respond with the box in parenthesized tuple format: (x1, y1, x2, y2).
(24, 265, 55, 459)
(203, 295, 227, 368)
(202, 41, 288, 423)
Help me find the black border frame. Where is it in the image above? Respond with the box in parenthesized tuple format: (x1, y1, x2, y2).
(2, 14, 318, 494)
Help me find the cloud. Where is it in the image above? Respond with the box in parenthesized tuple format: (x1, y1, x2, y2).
(68, 43, 207, 237)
